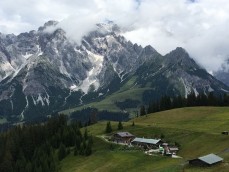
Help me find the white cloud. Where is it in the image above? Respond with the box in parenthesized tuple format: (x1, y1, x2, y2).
(0, 0, 229, 71)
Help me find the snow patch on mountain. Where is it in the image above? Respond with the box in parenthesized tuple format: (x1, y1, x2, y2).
(208, 86, 214, 92)
(64, 91, 71, 104)
(74, 48, 83, 55)
(221, 88, 229, 92)
(180, 78, 192, 98)
(70, 85, 77, 91)
(112, 62, 125, 82)
(20, 96, 28, 120)
(193, 88, 199, 96)
(59, 59, 70, 77)
(10, 100, 13, 111)
(32, 94, 48, 106)
(44, 92, 50, 106)
(0, 62, 15, 80)
(75, 50, 104, 93)
(36, 45, 43, 56)
(37, 94, 45, 106)
(22, 52, 33, 60)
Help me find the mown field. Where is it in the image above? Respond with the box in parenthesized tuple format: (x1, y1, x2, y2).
(61, 107, 229, 172)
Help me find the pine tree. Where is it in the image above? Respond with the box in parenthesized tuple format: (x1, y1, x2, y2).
(140, 105, 146, 116)
(105, 121, 112, 133)
(84, 128, 88, 140)
(58, 143, 66, 161)
(0, 151, 13, 172)
(25, 162, 32, 172)
(132, 121, 135, 126)
(74, 145, 78, 156)
(75, 135, 81, 150)
(117, 121, 123, 130)
(85, 138, 92, 156)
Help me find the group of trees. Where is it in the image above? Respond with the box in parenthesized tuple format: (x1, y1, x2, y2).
(105, 121, 124, 133)
(0, 115, 93, 172)
(142, 92, 229, 115)
(71, 108, 130, 125)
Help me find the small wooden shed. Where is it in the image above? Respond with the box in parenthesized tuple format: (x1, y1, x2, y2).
(221, 131, 229, 135)
(189, 153, 223, 167)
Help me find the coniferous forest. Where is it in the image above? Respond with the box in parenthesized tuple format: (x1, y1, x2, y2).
(146, 92, 229, 114)
(0, 115, 93, 172)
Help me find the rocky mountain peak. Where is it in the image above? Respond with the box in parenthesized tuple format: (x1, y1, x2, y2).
(96, 22, 121, 34)
(38, 20, 59, 32)
(214, 58, 229, 86)
(168, 47, 188, 57)
(165, 47, 199, 69)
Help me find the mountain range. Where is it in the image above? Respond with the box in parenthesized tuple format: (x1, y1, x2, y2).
(213, 59, 229, 87)
(0, 21, 228, 122)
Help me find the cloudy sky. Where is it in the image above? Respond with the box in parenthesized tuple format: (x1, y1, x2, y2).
(0, 0, 229, 72)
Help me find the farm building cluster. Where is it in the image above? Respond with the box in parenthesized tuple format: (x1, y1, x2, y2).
(110, 132, 224, 167)
(112, 132, 179, 156)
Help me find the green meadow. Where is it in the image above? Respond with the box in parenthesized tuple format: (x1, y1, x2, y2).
(61, 107, 229, 172)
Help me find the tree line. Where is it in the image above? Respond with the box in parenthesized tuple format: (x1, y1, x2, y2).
(71, 108, 130, 125)
(0, 114, 93, 172)
(140, 92, 229, 115)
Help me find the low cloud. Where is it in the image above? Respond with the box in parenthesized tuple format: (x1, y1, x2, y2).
(0, 0, 229, 71)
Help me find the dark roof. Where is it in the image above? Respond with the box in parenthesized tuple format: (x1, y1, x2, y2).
(132, 137, 161, 144)
(198, 154, 223, 165)
(115, 132, 135, 138)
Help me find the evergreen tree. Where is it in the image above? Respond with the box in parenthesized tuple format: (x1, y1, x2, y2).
(140, 105, 146, 116)
(223, 94, 229, 105)
(84, 128, 88, 140)
(0, 151, 13, 172)
(187, 91, 196, 106)
(75, 135, 81, 150)
(58, 143, 66, 161)
(208, 92, 217, 106)
(117, 121, 123, 130)
(105, 121, 112, 133)
(85, 139, 92, 156)
(74, 145, 78, 156)
(132, 121, 135, 126)
(25, 162, 32, 172)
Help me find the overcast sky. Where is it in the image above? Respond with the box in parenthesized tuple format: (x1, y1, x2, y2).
(0, 0, 229, 72)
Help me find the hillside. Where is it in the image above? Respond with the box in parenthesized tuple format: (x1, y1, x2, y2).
(60, 107, 229, 172)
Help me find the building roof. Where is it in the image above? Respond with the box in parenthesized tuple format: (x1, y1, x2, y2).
(115, 132, 135, 138)
(131, 137, 161, 145)
(198, 154, 223, 165)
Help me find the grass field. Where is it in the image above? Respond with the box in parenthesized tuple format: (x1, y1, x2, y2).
(60, 87, 152, 116)
(60, 107, 229, 172)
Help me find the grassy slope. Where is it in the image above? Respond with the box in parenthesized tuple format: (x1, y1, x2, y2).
(60, 87, 152, 116)
(61, 107, 229, 172)
(60, 75, 152, 116)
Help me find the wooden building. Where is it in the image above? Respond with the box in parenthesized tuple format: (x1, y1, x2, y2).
(113, 132, 135, 144)
(168, 147, 179, 154)
(189, 153, 223, 167)
(221, 131, 229, 135)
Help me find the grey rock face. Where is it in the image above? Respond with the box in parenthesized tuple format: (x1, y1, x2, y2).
(214, 59, 229, 86)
